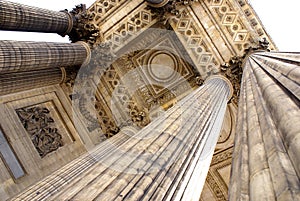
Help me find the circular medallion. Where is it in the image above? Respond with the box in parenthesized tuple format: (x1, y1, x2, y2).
(148, 52, 178, 82)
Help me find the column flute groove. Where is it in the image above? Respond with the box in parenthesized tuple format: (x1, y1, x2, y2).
(0, 68, 63, 95)
(11, 76, 232, 201)
(0, 40, 90, 95)
(0, 40, 90, 73)
(0, 0, 73, 35)
(229, 51, 300, 201)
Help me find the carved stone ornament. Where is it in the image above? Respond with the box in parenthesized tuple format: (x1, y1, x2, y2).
(90, 42, 116, 70)
(195, 75, 204, 86)
(64, 4, 100, 45)
(129, 103, 151, 128)
(220, 56, 243, 105)
(16, 107, 63, 158)
(220, 38, 270, 105)
(244, 37, 270, 54)
(63, 66, 81, 95)
(148, 0, 198, 20)
(146, 0, 170, 8)
(71, 42, 119, 138)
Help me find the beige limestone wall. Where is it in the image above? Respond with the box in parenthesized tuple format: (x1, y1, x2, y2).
(0, 85, 87, 200)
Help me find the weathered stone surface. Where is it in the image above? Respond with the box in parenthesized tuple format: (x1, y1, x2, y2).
(1, 0, 294, 200)
(229, 51, 300, 201)
(0, 0, 73, 35)
(11, 76, 232, 201)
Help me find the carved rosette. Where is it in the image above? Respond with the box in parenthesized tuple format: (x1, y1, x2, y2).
(220, 38, 270, 105)
(16, 107, 63, 158)
(65, 4, 100, 45)
(128, 103, 151, 128)
(147, 0, 198, 20)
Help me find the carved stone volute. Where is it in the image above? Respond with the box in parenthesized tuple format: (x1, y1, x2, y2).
(244, 37, 270, 55)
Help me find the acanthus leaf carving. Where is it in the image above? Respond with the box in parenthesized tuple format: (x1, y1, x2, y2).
(65, 4, 100, 45)
(220, 38, 270, 105)
(16, 106, 63, 158)
(129, 103, 151, 128)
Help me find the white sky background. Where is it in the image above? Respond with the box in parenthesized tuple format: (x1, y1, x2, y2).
(0, 0, 299, 52)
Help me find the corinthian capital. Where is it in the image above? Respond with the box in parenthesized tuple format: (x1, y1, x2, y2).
(64, 4, 100, 46)
(220, 38, 270, 105)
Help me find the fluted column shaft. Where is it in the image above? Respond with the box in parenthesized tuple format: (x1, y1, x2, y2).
(11, 76, 232, 201)
(0, 68, 63, 95)
(0, 0, 72, 35)
(229, 52, 300, 201)
(0, 40, 90, 95)
(0, 40, 90, 73)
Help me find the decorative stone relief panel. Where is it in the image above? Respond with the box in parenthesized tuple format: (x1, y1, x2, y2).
(104, 5, 160, 52)
(16, 105, 64, 158)
(88, 0, 127, 26)
(0, 87, 86, 199)
(132, 35, 196, 98)
(168, 7, 220, 78)
(6, 92, 78, 159)
(236, 0, 276, 50)
(204, 0, 256, 54)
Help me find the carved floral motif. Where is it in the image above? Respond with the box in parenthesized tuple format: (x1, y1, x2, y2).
(66, 4, 100, 45)
(128, 103, 151, 128)
(148, 0, 198, 19)
(16, 107, 63, 158)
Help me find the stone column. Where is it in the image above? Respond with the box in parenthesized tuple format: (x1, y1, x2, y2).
(0, 68, 63, 95)
(229, 51, 300, 201)
(0, 40, 90, 73)
(11, 75, 233, 201)
(0, 40, 90, 95)
(0, 0, 73, 36)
